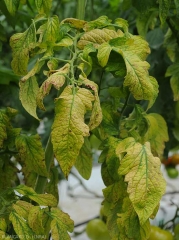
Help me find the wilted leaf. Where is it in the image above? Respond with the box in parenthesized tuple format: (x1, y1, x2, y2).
(37, 63, 70, 110)
(19, 76, 39, 120)
(0, 218, 7, 232)
(75, 137, 92, 180)
(97, 42, 112, 67)
(116, 137, 166, 224)
(15, 134, 48, 177)
(62, 18, 86, 29)
(35, 0, 52, 15)
(21, 60, 45, 82)
(51, 86, 94, 177)
(0, 110, 9, 148)
(144, 113, 169, 157)
(15, 185, 57, 207)
(166, 61, 179, 101)
(55, 37, 73, 47)
(50, 208, 74, 240)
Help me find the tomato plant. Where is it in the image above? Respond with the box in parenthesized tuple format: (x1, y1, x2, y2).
(0, 0, 179, 239)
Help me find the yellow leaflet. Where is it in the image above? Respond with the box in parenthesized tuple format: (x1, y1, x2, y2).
(116, 137, 166, 224)
(51, 86, 95, 177)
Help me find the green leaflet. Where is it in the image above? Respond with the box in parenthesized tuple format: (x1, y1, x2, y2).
(144, 113, 169, 157)
(9, 211, 35, 239)
(166, 61, 179, 101)
(21, 60, 45, 82)
(109, 36, 159, 103)
(159, 0, 171, 25)
(15, 134, 48, 177)
(45, 167, 59, 201)
(10, 24, 36, 75)
(37, 16, 59, 44)
(35, 0, 52, 15)
(15, 185, 57, 207)
(77, 28, 119, 49)
(50, 208, 74, 240)
(28, 206, 44, 235)
(117, 197, 150, 240)
(19, 76, 39, 120)
(37, 63, 70, 110)
(82, 78, 103, 130)
(74, 137, 92, 180)
(116, 137, 166, 224)
(4, 0, 20, 16)
(51, 86, 94, 177)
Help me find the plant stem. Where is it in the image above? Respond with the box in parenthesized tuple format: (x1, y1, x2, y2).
(35, 137, 54, 194)
(76, 0, 87, 20)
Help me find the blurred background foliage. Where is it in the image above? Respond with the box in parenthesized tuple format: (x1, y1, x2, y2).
(0, 0, 178, 156)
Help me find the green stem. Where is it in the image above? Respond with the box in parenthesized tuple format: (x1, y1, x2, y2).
(76, 0, 87, 20)
(35, 137, 54, 194)
(118, 92, 131, 125)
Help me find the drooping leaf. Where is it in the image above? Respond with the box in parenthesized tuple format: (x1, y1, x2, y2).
(19, 76, 39, 120)
(9, 211, 35, 239)
(15, 185, 57, 207)
(144, 113, 169, 157)
(10, 24, 36, 75)
(37, 63, 70, 110)
(28, 206, 44, 235)
(15, 134, 48, 177)
(165, 61, 179, 101)
(12, 201, 33, 219)
(35, 0, 52, 15)
(109, 36, 159, 102)
(55, 37, 73, 47)
(75, 137, 92, 180)
(116, 137, 166, 224)
(77, 28, 119, 49)
(158, 0, 171, 25)
(114, 18, 129, 33)
(50, 208, 74, 240)
(51, 86, 94, 177)
(82, 78, 103, 130)
(4, 0, 20, 16)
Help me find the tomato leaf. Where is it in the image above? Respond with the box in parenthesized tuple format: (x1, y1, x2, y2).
(12, 201, 33, 219)
(50, 208, 74, 240)
(144, 113, 169, 157)
(15, 185, 57, 207)
(51, 86, 94, 177)
(35, 0, 52, 15)
(19, 76, 39, 120)
(15, 134, 48, 177)
(75, 137, 93, 180)
(4, 0, 20, 16)
(28, 206, 44, 235)
(158, 0, 171, 25)
(10, 24, 36, 75)
(116, 137, 166, 224)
